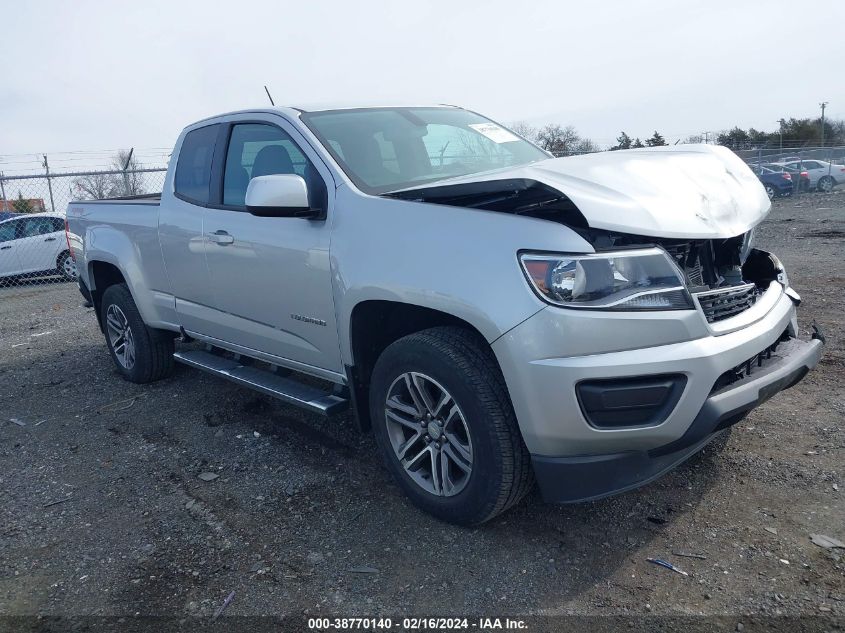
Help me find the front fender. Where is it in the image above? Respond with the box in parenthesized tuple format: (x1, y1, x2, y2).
(330, 187, 594, 365)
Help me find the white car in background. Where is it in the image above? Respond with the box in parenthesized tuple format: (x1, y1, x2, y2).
(0, 213, 78, 282)
(777, 159, 845, 192)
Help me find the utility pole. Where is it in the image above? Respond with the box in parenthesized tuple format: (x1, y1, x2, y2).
(777, 119, 786, 155)
(122, 147, 134, 196)
(43, 155, 56, 213)
(0, 171, 6, 202)
(819, 102, 828, 147)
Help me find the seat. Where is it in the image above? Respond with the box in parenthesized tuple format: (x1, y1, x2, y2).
(339, 135, 396, 186)
(252, 144, 326, 211)
(251, 145, 294, 178)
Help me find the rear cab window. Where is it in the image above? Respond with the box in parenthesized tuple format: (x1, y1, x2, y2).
(175, 124, 219, 205)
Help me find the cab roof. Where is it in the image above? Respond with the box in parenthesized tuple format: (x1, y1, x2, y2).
(190, 103, 462, 126)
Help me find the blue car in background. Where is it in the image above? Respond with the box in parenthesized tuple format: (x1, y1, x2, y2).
(0, 211, 22, 222)
(748, 164, 793, 199)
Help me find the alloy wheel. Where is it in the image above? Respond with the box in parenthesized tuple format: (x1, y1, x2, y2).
(384, 372, 473, 497)
(105, 304, 136, 369)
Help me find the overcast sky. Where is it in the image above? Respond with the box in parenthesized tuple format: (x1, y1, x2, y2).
(2, 0, 843, 173)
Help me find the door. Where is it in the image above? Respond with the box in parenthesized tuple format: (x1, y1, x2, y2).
(793, 161, 822, 187)
(15, 216, 63, 274)
(201, 120, 341, 373)
(0, 219, 22, 277)
(804, 161, 827, 187)
(158, 123, 222, 334)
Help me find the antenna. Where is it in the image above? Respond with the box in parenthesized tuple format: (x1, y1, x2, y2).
(264, 85, 275, 106)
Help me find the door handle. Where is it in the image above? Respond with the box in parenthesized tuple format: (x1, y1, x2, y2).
(44, 237, 57, 242)
(0, 245, 10, 250)
(208, 230, 234, 245)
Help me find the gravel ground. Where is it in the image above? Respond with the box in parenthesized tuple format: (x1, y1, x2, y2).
(0, 193, 843, 630)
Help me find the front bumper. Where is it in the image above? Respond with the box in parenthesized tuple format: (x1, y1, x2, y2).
(531, 330, 823, 503)
(492, 283, 824, 503)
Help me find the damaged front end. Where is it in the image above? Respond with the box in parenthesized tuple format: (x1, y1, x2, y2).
(573, 227, 790, 325)
(386, 145, 786, 328)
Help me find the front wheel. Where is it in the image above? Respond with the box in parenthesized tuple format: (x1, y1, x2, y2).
(56, 251, 78, 281)
(818, 176, 835, 193)
(100, 283, 174, 383)
(369, 327, 533, 525)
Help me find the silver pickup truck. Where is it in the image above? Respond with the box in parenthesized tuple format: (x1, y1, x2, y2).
(67, 104, 824, 525)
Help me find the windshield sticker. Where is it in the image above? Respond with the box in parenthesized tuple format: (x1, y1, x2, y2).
(468, 123, 520, 144)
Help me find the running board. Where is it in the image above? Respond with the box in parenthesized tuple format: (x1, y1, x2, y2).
(173, 350, 348, 416)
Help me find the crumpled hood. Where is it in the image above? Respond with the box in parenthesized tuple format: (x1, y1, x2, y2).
(402, 144, 771, 239)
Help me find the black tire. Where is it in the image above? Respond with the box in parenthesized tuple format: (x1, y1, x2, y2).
(764, 184, 776, 200)
(369, 327, 533, 525)
(100, 283, 174, 383)
(56, 251, 78, 282)
(818, 176, 835, 193)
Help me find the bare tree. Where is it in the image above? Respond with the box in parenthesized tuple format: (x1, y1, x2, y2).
(573, 138, 600, 154)
(73, 171, 115, 200)
(536, 124, 580, 156)
(73, 150, 147, 200)
(454, 129, 505, 169)
(111, 150, 145, 197)
(509, 121, 538, 143)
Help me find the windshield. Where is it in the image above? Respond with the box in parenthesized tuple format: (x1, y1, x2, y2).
(301, 107, 549, 194)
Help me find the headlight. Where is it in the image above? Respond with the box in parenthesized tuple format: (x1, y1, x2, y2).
(520, 247, 694, 310)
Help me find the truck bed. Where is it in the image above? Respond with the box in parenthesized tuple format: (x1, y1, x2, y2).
(67, 194, 169, 321)
(70, 193, 161, 205)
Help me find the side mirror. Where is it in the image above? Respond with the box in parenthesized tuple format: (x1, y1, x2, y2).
(245, 174, 321, 218)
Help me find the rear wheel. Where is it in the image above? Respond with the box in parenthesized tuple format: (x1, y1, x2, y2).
(369, 327, 533, 525)
(100, 283, 174, 383)
(764, 184, 776, 199)
(56, 251, 78, 281)
(818, 176, 835, 193)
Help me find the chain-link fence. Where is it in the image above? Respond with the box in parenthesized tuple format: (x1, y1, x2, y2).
(734, 146, 845, 197)
(734, 145, 845, 166)
(2, 142, 843, 295)
(0, 167, 166, 291)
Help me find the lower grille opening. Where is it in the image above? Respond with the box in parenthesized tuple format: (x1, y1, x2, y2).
(711, 330, 791, 393)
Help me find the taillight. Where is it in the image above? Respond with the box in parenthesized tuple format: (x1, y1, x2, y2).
(781, 173, 792, 180)
(800, 171, 809, 177)
(65, 218, 75, 260)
